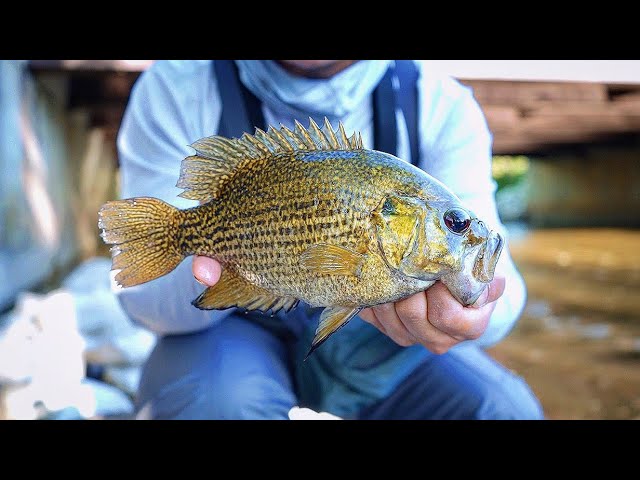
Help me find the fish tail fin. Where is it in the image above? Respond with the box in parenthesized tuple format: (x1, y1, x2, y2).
(98, 197, 186, 288)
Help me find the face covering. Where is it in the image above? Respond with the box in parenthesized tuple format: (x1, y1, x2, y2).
(234, 60, 391, 123)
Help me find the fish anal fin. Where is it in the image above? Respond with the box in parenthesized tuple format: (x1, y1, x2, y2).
(299, 244, 366, 277)
(192, 268, 297, 315)
(305, 306, 362, 359)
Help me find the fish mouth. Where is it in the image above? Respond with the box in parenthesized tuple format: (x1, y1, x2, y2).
(472, 231, 504, 283)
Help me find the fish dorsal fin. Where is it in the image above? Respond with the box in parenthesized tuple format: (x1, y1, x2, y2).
(176, 118, 363, 203)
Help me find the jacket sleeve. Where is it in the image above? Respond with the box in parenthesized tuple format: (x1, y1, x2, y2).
(417, 72, 527, 348)
(113, 61, 233, 336)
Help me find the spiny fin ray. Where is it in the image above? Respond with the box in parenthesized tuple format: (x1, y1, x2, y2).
(177, 118, 364, 203)
(305, 306, 362, 360)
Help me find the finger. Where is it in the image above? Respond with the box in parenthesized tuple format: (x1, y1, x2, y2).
(426, 282, 491, 340)
(394, 291, 460, 354)
(471, 276, 506, 308)
(368, 302, 417, 347)
(359, 308, 388, 335)
(192, 256, 222, 286)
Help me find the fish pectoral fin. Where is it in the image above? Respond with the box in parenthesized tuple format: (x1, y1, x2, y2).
(305, 306, 362, 360)
(299, 244, 366, 277)
(192, 268, 298, 314)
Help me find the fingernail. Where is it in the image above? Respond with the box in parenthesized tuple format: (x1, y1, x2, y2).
(193, 263, 212, 285)
(193, 274, 208, 286)
(472, 288, 489, 308)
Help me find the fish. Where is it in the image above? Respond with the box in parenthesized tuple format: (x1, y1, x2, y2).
(98, 118, 503, 358)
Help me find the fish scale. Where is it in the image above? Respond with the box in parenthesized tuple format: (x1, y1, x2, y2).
(98, 117, 503, 357)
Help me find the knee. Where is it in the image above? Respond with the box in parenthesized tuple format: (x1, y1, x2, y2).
(137, 373, 294, 420)
(208, 373, 294, 420)
(475, 373, 544, 420)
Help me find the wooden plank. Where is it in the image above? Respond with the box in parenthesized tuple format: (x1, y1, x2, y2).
(510, 112, 640, 134)
(475, 81, 640, 153)
(461, 80, 608, 104)
(494, 134, 611, 155)
(606, 84, 640, 96)
(68, 73, 139, 107)
(30, 60, 153, 72)
(480, 105, 521, 132)
(517, 101, 640, 117)
(492, 127, 640, 154)
(87, 105, 126, 127)
(610, 92, 640, 115)
(492, 137, 545, 155)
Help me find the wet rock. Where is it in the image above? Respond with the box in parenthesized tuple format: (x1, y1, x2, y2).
(104, 366, 142, 397)
(576, 323, 610, 340)
(496, 183, 529, 222)
(542, 315, 564, 332)
(288, 406, 342, 420)
(61, 257, 113, 293)
(83, 378, 134, 418)
(0, 257, 154, 419)
(66, 259, 156, 366)
(3, 378, 134, 420)
(525, 300, 552, 319)
(0, 290, 85, 385)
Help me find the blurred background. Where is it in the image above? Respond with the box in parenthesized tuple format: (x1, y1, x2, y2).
(1, 60, 639, 419)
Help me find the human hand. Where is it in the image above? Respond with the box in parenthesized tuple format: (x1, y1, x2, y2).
(193, 255, 505, 355)
(192, 255, 222, 286)
(359, 276, 506, 354)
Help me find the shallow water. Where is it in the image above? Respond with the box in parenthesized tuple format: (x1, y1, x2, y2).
(488, 227, 640, 419)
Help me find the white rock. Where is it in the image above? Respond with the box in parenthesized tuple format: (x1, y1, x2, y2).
(2, 378, 134, 420)
(288, 406, 342, 420)
(104, 365, 142, 397)
(83, 378, 134, 418)
(0, 257, 155, 419)
(61, 257, 113, 294)
(0, 290, 85, 385)
(60, 258, 157, 366)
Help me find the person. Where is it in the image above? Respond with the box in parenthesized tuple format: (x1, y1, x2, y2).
(115, 60, 544, 420)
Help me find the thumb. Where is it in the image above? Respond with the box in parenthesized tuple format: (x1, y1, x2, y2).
(471, 276, 506, 308)
(192, 256, 222, 286)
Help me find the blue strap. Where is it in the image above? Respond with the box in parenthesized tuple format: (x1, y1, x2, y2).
(373, 61, 420, 165)
(394, 60, 420, 166)
(373, 66, 398, 159)
(214, 60, 265, 138)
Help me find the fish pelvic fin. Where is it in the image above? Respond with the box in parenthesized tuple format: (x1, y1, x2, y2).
(305, 306, 362, 360)
(192, 268, 299, 315)
(177, 118, 363, 203)
(98, 197, 186, 288)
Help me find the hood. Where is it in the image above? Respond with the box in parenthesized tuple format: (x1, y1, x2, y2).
(235, 60, 391, 123)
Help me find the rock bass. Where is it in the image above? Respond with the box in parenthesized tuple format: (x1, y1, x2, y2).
(98, 118, 503, 357)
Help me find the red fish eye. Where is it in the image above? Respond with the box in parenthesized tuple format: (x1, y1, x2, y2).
(443, 208, 471, 234)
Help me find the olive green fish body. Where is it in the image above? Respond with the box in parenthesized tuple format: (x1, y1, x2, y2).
(178, 149, 433, 308)
(99, 118, 503, 357)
